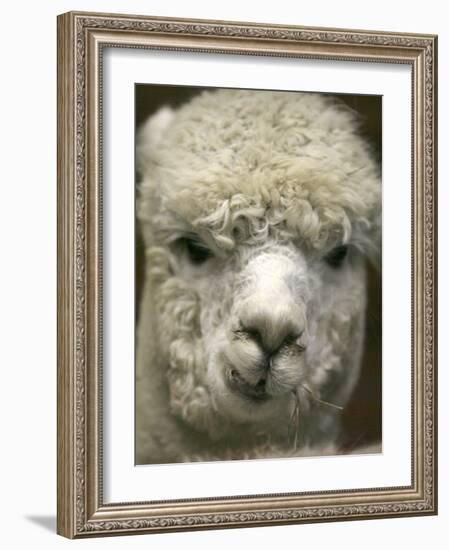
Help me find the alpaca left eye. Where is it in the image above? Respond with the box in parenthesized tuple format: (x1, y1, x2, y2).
(180, 237, 213, 265)
(324, 245, 348, 268)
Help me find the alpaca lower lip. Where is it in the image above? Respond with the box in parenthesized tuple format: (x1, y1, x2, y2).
(227, 369, 271, 402)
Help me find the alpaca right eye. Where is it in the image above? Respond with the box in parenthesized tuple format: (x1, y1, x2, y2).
(324, 245, 349, 268)
(180, 237, 213, 265)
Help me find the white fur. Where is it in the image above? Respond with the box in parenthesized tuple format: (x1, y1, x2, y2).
(136, 90, 381, 463)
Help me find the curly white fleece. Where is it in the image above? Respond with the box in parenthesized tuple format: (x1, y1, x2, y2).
(136, 89, 381, 464)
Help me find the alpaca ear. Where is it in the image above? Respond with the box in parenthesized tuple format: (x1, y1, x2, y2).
(136, 106, 175, 175)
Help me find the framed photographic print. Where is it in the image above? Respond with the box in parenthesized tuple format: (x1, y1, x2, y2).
(57, 11, 438, 538)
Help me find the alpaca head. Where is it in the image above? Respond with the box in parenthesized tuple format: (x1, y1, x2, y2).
(137, 89, 381, 441)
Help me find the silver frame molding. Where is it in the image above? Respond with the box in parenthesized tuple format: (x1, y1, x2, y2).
(57, 11, 438, 538)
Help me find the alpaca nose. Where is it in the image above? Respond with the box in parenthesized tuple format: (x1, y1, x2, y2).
(238, 299, 306, 356)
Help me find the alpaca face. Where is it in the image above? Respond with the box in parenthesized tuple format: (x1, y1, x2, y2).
(160, 230, 366, 427)
(137, 89, 380, 440)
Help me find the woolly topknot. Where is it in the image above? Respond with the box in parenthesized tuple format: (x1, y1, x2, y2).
(138, 89, 381, 260)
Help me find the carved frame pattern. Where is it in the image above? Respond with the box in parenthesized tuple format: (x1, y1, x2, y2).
(57, 11, 437, 538)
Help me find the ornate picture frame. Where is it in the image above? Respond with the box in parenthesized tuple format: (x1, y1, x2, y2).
(57, 11, 437, 538)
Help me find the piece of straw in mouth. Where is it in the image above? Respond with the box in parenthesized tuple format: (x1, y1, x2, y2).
(301, 384, 344, 411)
(288, 389, 302, 450)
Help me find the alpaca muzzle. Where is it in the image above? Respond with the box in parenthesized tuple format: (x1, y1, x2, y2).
(224, 250, 309, 401)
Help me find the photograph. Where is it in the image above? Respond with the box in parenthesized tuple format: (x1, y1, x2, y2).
(135, 85, 382, 465)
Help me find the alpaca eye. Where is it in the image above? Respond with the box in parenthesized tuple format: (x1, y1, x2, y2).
(180, 237, 213, 265)
(324, 245, 348, 268)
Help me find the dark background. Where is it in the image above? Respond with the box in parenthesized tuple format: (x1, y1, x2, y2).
(135, 84, 382, 450)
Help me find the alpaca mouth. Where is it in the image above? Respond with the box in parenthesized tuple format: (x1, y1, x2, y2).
(227, 369, 271, 403)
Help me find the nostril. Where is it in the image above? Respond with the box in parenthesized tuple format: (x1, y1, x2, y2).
(236, 324, 305, 355)
(285, 330, 303, 344)
(284, 330, 306, 350)
(240, 325, 262, 344)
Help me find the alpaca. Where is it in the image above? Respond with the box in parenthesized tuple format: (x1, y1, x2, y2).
(135, 89, 381, 464)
